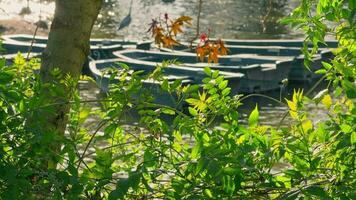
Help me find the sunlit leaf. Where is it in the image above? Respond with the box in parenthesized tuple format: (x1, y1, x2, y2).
(161, 108, 175, 115)
(204, 189, 213, 198)
(188, 107, 198, 116)
(351, 132, 356, 144)
(248, 105, 259, 126)
(302, 120, 313, 133)
(191, 144, 200, 159)
(321, 94, 332, 109)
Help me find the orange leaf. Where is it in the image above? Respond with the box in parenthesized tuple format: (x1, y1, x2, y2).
(218, 40, 229, 55)
(170, 21, 183, 36)
(208, 53, 217, 63)
(208, 45, 219, 63)
(162, 36, 179, 48)
(175, 16, 193, 25)
(153, 27, 165, 46)
(196, 46, 206, 62)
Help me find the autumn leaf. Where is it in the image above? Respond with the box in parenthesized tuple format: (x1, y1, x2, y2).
(162, 36, 179, 48)
(150, 14, 192, 47)
(218, 39, 229, 55)
(175, 15, 193, 25)
(208, 44, 219, 63)
(196, 46, 206, 62)
(153, 27, 165, 46)
(170, 21, 184, 36)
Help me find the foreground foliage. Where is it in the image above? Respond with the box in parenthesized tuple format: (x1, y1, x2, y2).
(0, 0, 355, 199)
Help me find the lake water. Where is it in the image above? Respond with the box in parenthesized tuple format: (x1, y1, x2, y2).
(0, 0, 330, 126)
(0, 0, 302, 39)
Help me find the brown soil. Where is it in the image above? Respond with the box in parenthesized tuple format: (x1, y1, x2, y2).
(0, 19, 49, 36)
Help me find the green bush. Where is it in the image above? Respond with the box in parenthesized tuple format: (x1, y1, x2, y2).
(0, 0, 355, 199)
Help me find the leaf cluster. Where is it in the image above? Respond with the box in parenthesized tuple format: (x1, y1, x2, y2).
(149, 14, 192, 48)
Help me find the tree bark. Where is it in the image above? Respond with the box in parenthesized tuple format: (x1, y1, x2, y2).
(39, 0, 102, 164)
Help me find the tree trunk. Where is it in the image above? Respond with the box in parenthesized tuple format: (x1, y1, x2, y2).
(39, 0, 102, 165)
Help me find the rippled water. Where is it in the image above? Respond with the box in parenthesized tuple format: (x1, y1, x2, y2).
(0, 0, 302, 39)
(95, 0, 302, 39)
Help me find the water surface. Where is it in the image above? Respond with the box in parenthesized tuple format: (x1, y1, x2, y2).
(0, 0, 303, 39)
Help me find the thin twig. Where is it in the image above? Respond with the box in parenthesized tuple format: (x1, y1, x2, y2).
(239, 93, 287, 107)
(188, 0, 203, 47)
(261, 0, 273, 33)
(26, 25, 39, 60)
(305, 72, 329, 97)
(76, 119, 110, 169)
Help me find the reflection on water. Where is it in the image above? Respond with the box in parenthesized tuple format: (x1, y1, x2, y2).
(0, 0, 302, 39)
(95, 0, 302, 39)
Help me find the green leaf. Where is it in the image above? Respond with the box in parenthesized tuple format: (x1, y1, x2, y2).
(321, 94, 332, 109)
(79, 108, 91, 123)
(188, 107, 198, 116)
(144, 150, 157, 168)
(302, 120, 313, 133)
(109, 178, 130, 200)
(248, 105, 259, 126)
(186, 98, 198, 106)
(128, 171, 141, 190)
(161, 108, 175, 115)
(195, 158, 207, 175)
(190, 144, 200, 159)
(223, 167, 242, 175)
(212, 70, 219, 79)
(104, 124, 117, 135)
(275, 176, 291, 189)
(0, 71, 15, 84)
(171, 79, 182, 89)
(222, 175, 235, 196)
(315, 69, 327, 74)
(342, 80, 356, 99)
(340, 124, 352, 133)
(0, 58, 5, 67)
(218, 80, 228, 90)
(202, 77, 211, 84)
(204, 189, 213, 198)
(229, 111, 239, 121)
(204, 67, 212, 76)
(162, 79, 169, 91)
(351, 132, 356, 144)
(185, 85, 200, 93)
(317, 0, 327, 14)
(173, 142, 182, 152)
(215, 76, 224, 84)
(321, 61, 332, 70)
(303, 185, 330, 199)
(118, 62, 130, 70)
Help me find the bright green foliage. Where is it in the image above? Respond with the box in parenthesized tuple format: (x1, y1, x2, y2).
(279, 0, 356, 198)
(0, 0, 355, 199)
